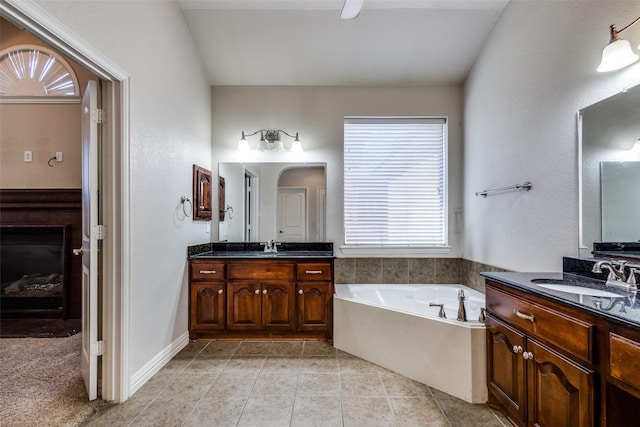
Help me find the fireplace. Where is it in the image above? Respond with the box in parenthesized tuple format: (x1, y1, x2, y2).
(0, 189, 82, 319)
(1, 225, 70, 317)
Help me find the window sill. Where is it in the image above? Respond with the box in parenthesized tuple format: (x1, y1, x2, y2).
(338, 245, 452, 257)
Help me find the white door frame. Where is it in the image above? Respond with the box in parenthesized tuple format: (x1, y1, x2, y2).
(1, 0, 131, 402)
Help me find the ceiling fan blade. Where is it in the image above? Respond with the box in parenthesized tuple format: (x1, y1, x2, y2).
(340, 0, 364, 20)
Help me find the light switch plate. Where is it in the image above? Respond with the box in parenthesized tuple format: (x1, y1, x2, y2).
(24, 151, 32, 162)
(56, 151, 63, 162)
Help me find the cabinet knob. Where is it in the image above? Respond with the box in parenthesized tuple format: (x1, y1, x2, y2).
(298, 289, 304, 295)
(262, 289, 267, 294)
(73, 248, 85, 256)
(512, 345, 523, 354)
(255, 289, 260, 294)
(218, 289, 223, 295)
(523, 351, 534, 360)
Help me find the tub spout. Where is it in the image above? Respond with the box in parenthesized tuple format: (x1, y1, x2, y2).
(429, 303, 446, 319)
(457, 289, 467, 322)
(479, 307, 486, 323)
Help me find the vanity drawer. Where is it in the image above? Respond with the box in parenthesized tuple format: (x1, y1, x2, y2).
(227, 263, 295, 280)
(486, 287, 594, 363)
(610, 333, 640, 391)
(190, 262, 225, 281)
(297, 263, 332, 281)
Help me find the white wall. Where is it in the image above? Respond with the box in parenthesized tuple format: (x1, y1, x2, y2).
(211, 85, 464, 257)
(464, 1, 640, 272)
(33, 1, 212, 382)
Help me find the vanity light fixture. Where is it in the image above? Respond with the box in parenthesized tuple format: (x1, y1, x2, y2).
(597, 17, 640, 72)
(237, 129, 303, 152)
(341, 0, 364, 20)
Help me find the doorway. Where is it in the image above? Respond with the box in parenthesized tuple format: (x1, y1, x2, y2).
(1, 2, 129, 402)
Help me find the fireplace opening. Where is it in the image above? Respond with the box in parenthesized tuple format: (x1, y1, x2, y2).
(1, 225, 70, 317)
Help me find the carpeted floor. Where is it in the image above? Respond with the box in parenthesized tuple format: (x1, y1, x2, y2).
(0, 333, 109, 427)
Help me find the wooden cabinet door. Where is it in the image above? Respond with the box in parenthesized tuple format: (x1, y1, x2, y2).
(227, 281, 262, 330)
(191, 282, 225, 332)
(526, 338, 594, 427)
(486, 315, 527, 426)
(262, 282, 295, 331)
(296, 282, 331, 332)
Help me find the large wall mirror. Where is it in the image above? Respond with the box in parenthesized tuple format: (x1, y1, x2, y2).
(579, 83, 640, 257)
(218, 162, 326, 242)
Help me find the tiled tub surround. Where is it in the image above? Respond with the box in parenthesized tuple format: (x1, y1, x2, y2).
(334, 284, 487, 404)
(83, 340, 510, 427)
(335, 258, 508, 292)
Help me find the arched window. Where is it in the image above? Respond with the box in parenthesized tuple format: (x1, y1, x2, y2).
(0, 44, 80, 98)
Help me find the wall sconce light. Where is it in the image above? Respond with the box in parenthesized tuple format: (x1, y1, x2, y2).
(237, 129, 303, 152)
(632, 139, 640, 153)
(597, 17, 640, 72)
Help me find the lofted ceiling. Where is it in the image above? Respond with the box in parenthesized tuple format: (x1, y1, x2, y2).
(177, 0, 509, 86)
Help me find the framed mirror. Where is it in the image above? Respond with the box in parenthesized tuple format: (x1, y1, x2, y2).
(579, 84, 640, 256)
(218, 162, 326, 242)
(193, 164, 212, 221)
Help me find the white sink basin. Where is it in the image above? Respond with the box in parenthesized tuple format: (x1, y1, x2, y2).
(537, 283, 621, 298)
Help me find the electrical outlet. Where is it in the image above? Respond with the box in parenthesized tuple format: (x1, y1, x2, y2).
(24, 151, 32, 163)
(56, 152, 63, 162)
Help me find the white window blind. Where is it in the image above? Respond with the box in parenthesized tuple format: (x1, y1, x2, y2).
(344, 117, 447, 247)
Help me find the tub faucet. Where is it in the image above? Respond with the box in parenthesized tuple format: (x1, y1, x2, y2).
(262, 239, 280, 253)
(457, 289, 467, 322)
(479, 307, 486, 323)
(429, 303, 446, 319)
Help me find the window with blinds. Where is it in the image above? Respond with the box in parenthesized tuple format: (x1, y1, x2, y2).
(343, 117, 447, 247)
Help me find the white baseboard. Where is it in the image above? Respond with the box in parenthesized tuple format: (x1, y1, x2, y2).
(129, 331, 189, 396)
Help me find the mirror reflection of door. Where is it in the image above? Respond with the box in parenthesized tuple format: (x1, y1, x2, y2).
(244, 171, 257, 241)
(317, 187, 326, 241)
(601, 161, 640, 242)
(278, 188, 307, 242)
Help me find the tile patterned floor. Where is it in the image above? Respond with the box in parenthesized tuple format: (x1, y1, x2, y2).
(82, 341, 510, 427)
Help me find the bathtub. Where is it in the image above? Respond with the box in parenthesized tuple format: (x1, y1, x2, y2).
(333, 284, 487, 403)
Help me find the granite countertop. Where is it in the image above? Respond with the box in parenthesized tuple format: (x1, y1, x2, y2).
(190, 250, 334, 259)
(187, 241, 334, 260)
(481, 271, 640, 330)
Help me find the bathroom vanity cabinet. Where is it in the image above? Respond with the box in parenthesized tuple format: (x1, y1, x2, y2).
(484, 275, 640, 427)
(189, 258, 333, 340)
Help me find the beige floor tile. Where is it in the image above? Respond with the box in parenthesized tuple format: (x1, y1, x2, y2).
(236, 395, 295, 427)
(81, 397, 151, 426)
(200, 340, 241, 356)
(185, 355, 229, 373)
(389, 396, 449, 427)
(157, 371, 217, 401)
(263, 356, 302, 372)
(296, 373, 341, 396)
(235, 341, 278, 355)
(341, 396, 396, 427)
(251, 372, 299, 395)
(340, 373, 386, 396)
(381, 372, 431, 397)
(207, 372, 258, 397)
(303, 341, 337, 356)
(223, 356, 266, 372)
(338, 356, 388, 374)
(299, 356, 339, 373)
(174, 342, 208, 359)
(268, 341, 304, 356)
(183, 395, 246, 427)
(290, 396, 343, 427)
(431, 388, 503, 427)
(129, 395, 198, 427)
(130, 372, 173, 400)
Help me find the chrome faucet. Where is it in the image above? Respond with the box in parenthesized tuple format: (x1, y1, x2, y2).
(262, 239, 279, 253)
(591, 260, 637, 291)
(457, 289, 467, 322)
(593, 298, 627, 313)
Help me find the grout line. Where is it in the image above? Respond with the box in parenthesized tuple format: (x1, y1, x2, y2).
(426, 386, 454, 427)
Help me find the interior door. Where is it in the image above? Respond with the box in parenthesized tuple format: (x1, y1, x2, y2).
(277, 188, 307, 242)
(78, 80, 100, 400)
